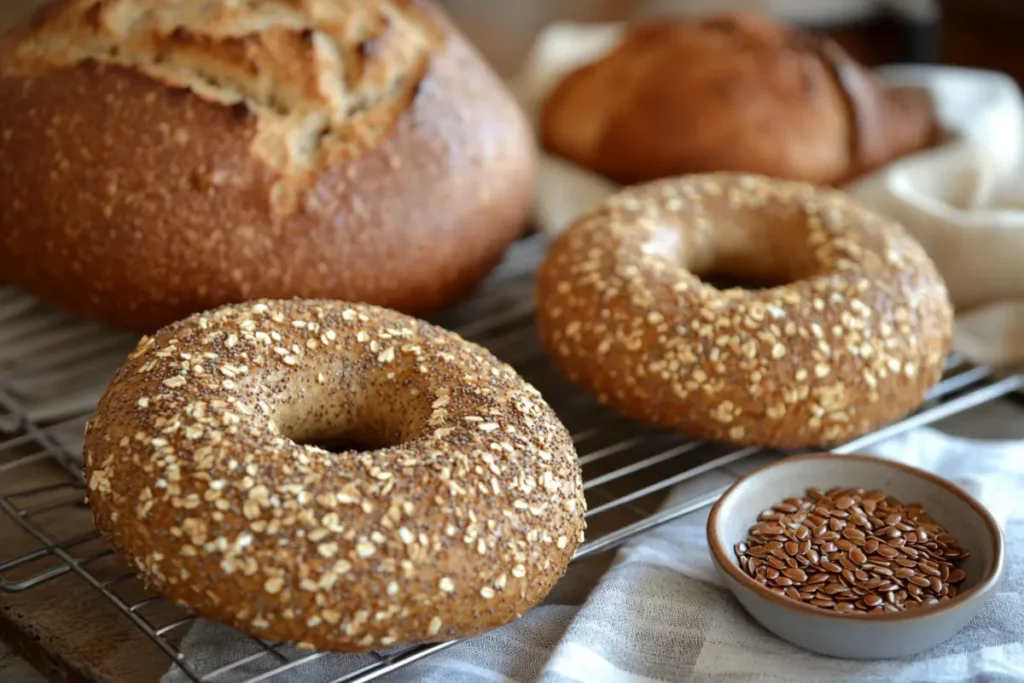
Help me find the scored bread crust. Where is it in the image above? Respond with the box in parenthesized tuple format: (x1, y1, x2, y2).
(0, 0, 535, 332)
(540, 12, 936, 187)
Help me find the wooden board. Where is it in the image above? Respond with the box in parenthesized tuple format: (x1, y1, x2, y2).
(0, 449, 625, 683)
(0, 455, 174, 683)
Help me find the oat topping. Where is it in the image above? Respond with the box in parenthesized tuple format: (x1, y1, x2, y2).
(83, 299, 586, 652)
(535, 173, 954, 448)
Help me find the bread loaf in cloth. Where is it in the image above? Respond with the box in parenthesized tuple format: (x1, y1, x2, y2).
(514, 21, 1024, 365)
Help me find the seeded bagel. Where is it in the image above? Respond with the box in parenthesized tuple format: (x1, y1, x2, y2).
(0, 0, 534, 333)
(535, 173, 953, 448)
(83, 299, 585, 652)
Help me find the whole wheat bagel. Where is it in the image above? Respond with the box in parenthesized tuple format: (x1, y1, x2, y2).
(83, 299, 585, 652)
(535, 173, 954, 448)
(0, 0, 534, 333)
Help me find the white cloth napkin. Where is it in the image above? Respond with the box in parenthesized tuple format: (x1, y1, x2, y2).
(512, 23, 1024, 368)
(163, 425, 1024, 683)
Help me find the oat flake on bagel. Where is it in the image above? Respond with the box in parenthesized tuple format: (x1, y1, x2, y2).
(535, 173, 953, 448)
(84, 299, 585, 652)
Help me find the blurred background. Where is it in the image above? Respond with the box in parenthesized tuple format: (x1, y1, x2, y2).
(2, 1, 1022, 85)
(437, 0, 1021, 82)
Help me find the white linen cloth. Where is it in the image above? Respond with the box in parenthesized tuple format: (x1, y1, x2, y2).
(162, 28, 1024, 683)
(513, 24, 1024, 369)
(163, 427, 1024, 683)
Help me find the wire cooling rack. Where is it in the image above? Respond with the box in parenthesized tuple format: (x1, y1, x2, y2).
(1, 234, 1023, 683)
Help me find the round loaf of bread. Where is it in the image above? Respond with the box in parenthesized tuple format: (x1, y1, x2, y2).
(0, 0, 534, 333)
(535, 173, 954, 449)
(83, 299, 585, 652)
(540, 12, 936, 187)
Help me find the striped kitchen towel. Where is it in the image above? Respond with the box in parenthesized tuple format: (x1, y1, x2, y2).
(163, 423, 1024, 682)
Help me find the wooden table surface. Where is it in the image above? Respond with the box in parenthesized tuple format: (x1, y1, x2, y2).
(0, 446, 621, 683)
(0, 8, 100, 678)
(0, 455, 176, 683)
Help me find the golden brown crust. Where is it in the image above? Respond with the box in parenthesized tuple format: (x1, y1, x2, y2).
(83, 299, 585, 652)
(0, 0, 535, 332)
(535, 173, 954, 449)
(539, 12, 936, 187)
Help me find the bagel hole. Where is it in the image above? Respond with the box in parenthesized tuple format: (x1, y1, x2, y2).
(697, 226, 811, 289)
(646, 215, 820, 290)
(269, 372, 432, 455)
(705, 274, 780, 291)
(294, 432, 402, 454)
(275, 403, 413, 454)
(283, 419, 406, 454)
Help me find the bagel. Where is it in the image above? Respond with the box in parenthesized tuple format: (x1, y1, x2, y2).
(83, 299, 585, 652)
(535, 173, 954, 448)
(0, 0, 534, 333)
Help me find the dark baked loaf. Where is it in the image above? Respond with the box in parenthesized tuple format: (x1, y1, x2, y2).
(540, 12, 936, 186)
(0, 0, 535, 333)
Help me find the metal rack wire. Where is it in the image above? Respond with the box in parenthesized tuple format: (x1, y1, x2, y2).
(1, 234, 1022, 683)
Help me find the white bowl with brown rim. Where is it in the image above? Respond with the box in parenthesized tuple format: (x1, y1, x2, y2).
(706, 453, 1005, 659)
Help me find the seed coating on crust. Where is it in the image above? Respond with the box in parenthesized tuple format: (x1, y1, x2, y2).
(83, 299, 585, 652)
(535, 173, 953, 448)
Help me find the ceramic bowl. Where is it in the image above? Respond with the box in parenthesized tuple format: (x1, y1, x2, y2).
(707, 453, 1005, 659)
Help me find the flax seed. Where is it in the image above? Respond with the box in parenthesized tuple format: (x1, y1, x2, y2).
(840, 555, 859, 572)
(783, 567, 807, 582)
(876, 544, 899, 559)
(734, 486, 970, 614)
(908, 574, 931, 588)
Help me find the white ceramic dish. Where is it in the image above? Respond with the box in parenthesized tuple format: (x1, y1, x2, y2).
(707, 453, 1005, 659)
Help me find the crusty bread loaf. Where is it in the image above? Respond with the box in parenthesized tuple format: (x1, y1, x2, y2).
(0, 0, 535, 333)
(540, 12, 937, 187)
